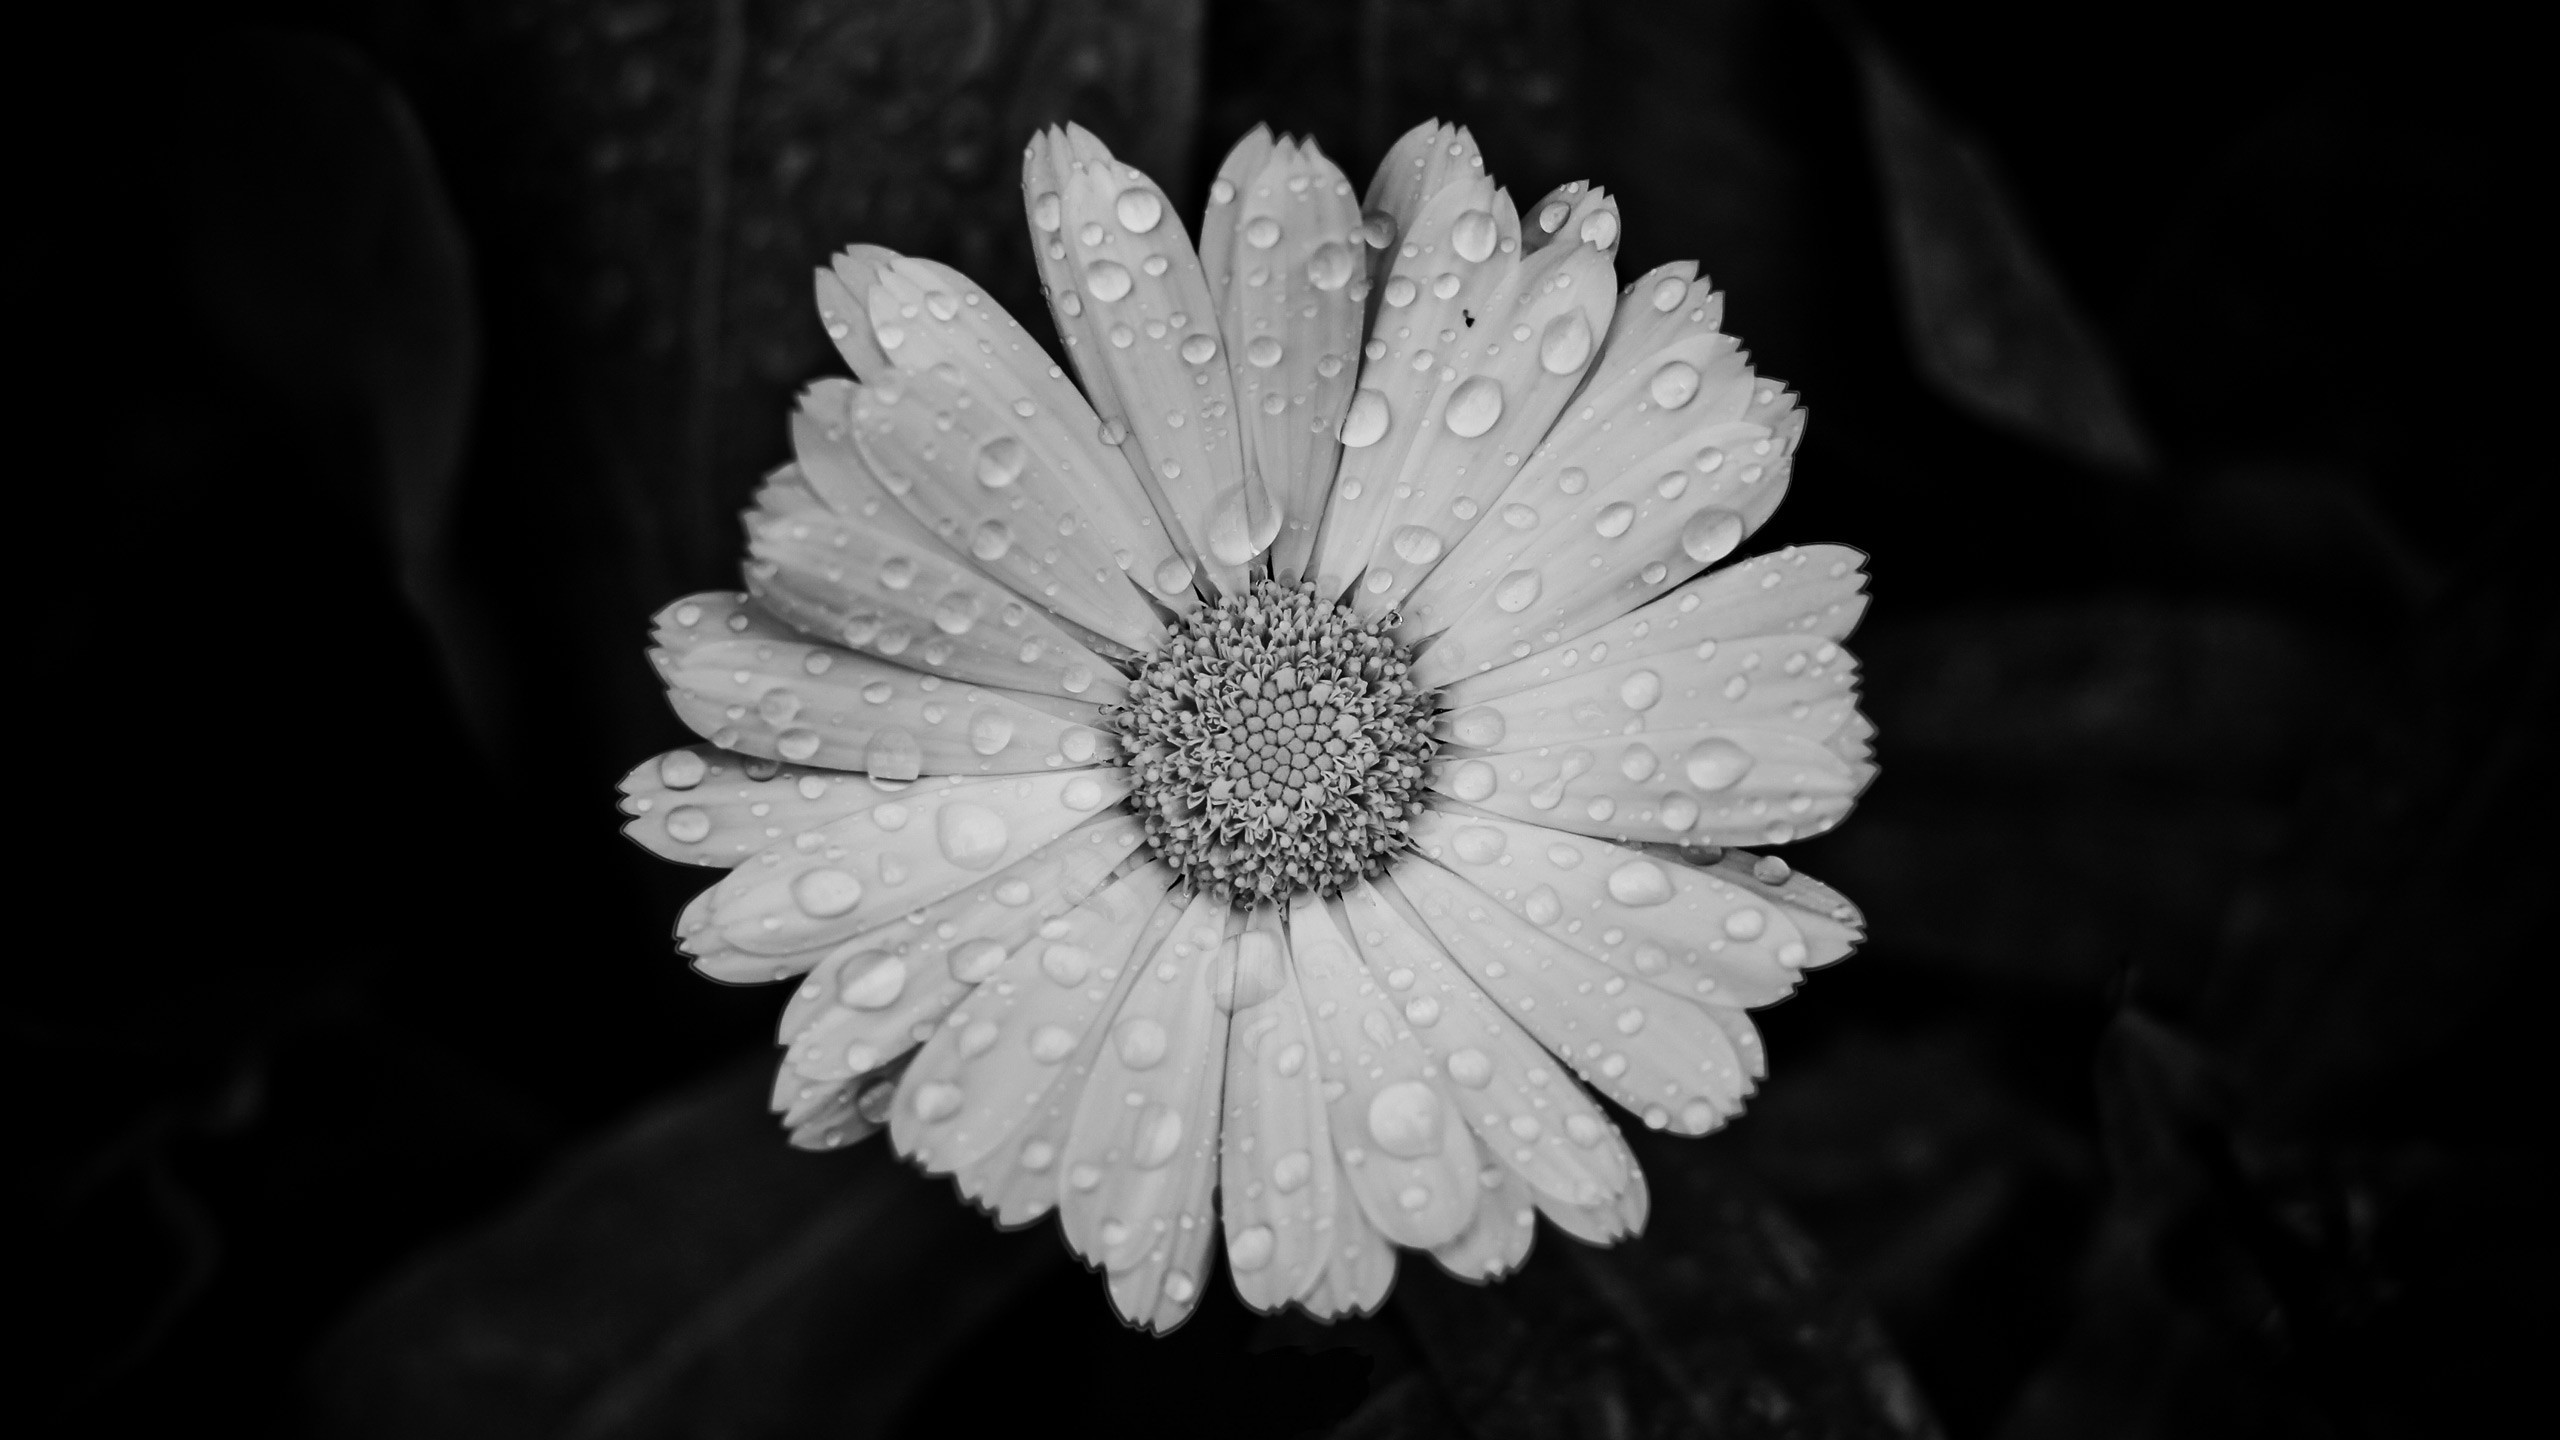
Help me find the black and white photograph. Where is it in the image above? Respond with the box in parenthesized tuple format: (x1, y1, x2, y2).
(16, 1, 2539, 1436)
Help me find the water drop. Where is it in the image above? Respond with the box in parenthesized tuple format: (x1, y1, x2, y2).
(1443, 375, 1504, 437)
(1033, 192, 1062, 231)
(1648, 361, 1700, 409)
(1620, 745, 1659, 781)
(1115, 188, 1164, 233)
(1523, 886, 1562, 925)
(1272, 1150, 1312, 1191)
(1447, 1048, 1493, 1088)
(865, 729, 923, 781)
(1179, 333, 1218, 364)
(793, 868, 865, 917)
(967, 710, 1015, 755)
(1450, 760, 1497, 801)
(1153, 556, 1194, 594)
(1115, 1015, 1170, 1069)
(1382, 275, 1417, 308)
(1494, 569, 1542, 613)
(1339, 389, 1390, 447)
(1305, 241, 1354, 291)
(1391, 524, 1444, 564)
(1594, 503, 1635, 538)
(776, 728, 822, 761)
(936, 802, 1010, 870)
(1684, 739, 1753, 791)
(1618, 669, 1661, 710)
(1085, 260, 1133, 301)
(1723, 907, 1766, 940)
(1606, 861, 1673, 907)
(1208, 178, 1236, 205)
(912, 1082, 963, 1122)
(1131, 1103, 1186, 1167)
(1368, 1081, 1443, 1158)
(1539, 201, 1569, 233)
(974, 436, 1027, 489)
(1245, 335, 1283, 368)
(659, 751, 706, 789)
(1452, 825, 1507, 863)
(1449, 706, 1506, 747)
(1651, 276, 1688, 311)
(1242, 215, 1281, 249)
(841, 956, 907, 1007)
(1680, 508, 1744, 564)
(1063, 775, 1105, 810)
(970, 520, 1013, 561)
(949, 938, 1008, 983)
(1578, 209, 1619, 249)
(664, 806, 711, 843)
(1539, 312, 1593, 374)
(1451, 209, 1499, 262)
(1660, 794, 1700, 829)
(1229, 1226, 1275, 1272)
(1041, 942, 1093, 986)
(1502, 503, 1538, 529)
(1557, 468, 1588, 495)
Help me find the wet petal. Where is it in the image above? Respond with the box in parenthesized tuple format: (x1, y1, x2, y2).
(1411, 263, 1804, 657)
(1422, 544, 1871, 694)
(813, 244, 899, 382)
(1314, 130, 1517, 603)
(1058, 892, 1232, 1332)
(1392, 855, 1754, 1136)
(1204, 132, 1366, 585)
(1356, 874, 1637, 1215)
(891, 866, 1178, 1174)
(1536, 1154, 1649, 1245)
(1518, 181, 1623, 261)
(651, 593, 1116, 776)
(948, 890, 1192, 1227)
(1288, 891, 1485, 1249)
(1296, 1160, 1398, 1320)
(771, 816, 1149, 1082)
(617, 745, 868, 868)
(1422, 629, 1871, 848)
(698, 769, 1132, 960)
(1431, 1164, 1536, 1282)
(1219, 906, 1342, 1313)
(1337, 198, 1620, 620)
(855, 255, 1188, 640)
(1409, 809, 1859, 1005)
(1024, 124, 1265, 592)
(766, 396, 1130, 699)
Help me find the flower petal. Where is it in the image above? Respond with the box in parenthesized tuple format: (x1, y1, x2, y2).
(813, 244, 899, 381)
(1430, 1164, 1537, 1282)
(1535, 1155, 1649, 1245)
(618, 745, 867, 868)
(1334, 198, 1622, 621)
(651, 592, 1117, 777)
(1024, 124, 1269, 591)
(1391, 853, 1754, 1135)
(1204, 131, 1366, 585)
(1410, 264, 1804, 657)
(891, 865, 1178, 1175)
(1289, 889, 1485, 1249)
(771, 815, 1149, 1081)
(948, 889, 1193, 1227)
(1219, 905, 1343, 1314)
(1409, 809, 1858, 1007)
(1356, 871, 1639, 1213)
(1296, 1166, 1397, 1320)
(699, 769, 1132, 959)
(854, 255, 1191, 638)
(772, 391, 1132, 699)
(1313, 132, 1517, 603)
(1421, 544, 1871, 695)
(1058, 891, 1232, 1332)
(1423, 627, 1870, 848)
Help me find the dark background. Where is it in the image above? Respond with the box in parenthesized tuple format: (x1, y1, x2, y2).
(14, 1, 2545, 1436)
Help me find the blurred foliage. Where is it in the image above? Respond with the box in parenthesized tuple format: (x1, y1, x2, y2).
(11, 0, 2540, 1436)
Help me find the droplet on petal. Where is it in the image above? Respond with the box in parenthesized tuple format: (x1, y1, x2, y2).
(792, 868, 864, 917)
(1494, 569, 1542, 613)
(1684, 739, 1754, 791)
(1115, 188, 1164, 233)
(865, 729, 923, 781)
(1451, 208, 1499, 262)
(1230, 1225, 1276, 1272)
(967, 710, 1015, 755)
(949, 938, 1008, 983)
(659, 751, 706, 789)
(1340, 389, 1390, 447)
(1448, 706, 1505, 747)
(1593, 503, 1635, 538)
(1452, 826, 1506, 863)
(1447, 1048, 1493, 1088)
(1116, 1016, 1170, 1068)
(1618, 669, 1662, 710)
(912, 1082, 963, 1122)
(1681, 508, 1744, 563)
(1651, 276, 1688, 311)
(1242, 215, 1281, 249)
(1391, 524, 1445, 565)
(1179, 333, 1218, 364)
(935, 802, 1010, 870)
(1367, 1081, 1443, 1158)
(1085, 260, 1133, 302)
(1131, 1103, 1186, 1168)
(1605, 861, 1673, 907)
(1033, 192, 1062, 231)
(974, 436, 1027, 489)
(1648, 361, 1700, 409)
(1450, 760, 1497, 801)
(1305, 241, 1354, 290)
(841, 956, 908, 1007)
(1538, 312, 1593, 374)
(1245, 335, 1284, 368)
(1578, 210, 1619, 249)
(1443, 376, 1504, 437)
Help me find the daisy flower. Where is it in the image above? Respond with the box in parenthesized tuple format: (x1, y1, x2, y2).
(619, 121, 1874, 1331)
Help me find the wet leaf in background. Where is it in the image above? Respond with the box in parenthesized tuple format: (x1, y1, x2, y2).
(1854, 42, 2154, 476)
(307, 1058, 1067, 1440)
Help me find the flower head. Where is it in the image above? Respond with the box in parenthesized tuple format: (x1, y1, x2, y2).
(620, 121, 1874, 1332)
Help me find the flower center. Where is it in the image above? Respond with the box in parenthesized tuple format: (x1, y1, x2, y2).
(1113, 580, 1438, 906)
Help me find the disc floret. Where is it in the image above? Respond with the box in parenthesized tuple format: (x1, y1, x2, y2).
(1113, 581, 1438, 906)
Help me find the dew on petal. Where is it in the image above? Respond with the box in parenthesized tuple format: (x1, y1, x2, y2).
(971, 520, 1013, 560)
(1115, 188, 1164, 233)
(1179, 333, 1218, 365)
(1085, 260, 1134, 301)
(1443, 376, 1504, 437)
(1450, 208, 1499, 263)
(949, 938, 1008, 983)
(1684, 739, 1754, 792)
(935, 802, 1010, 870)
(1131, 1103, 1186, 1168)
(1032, 192, 1062, 231)
(913, 1082, 963, 1122)
(841, 956, 908, 1007)
(1243, 216, 1282, 249)
(1578, 210, 1619, 249)
(1368, 1081, 1443, 1158)
(1272, 1150, 1312, 1191)
(1648, 361, 1701, 409)
(1539, 312, 1593, 374)
(1063, 775, 1106, 810)
(775, 728, 822, 761)
(1593, 503, 1635, 538)
(1448, 706, 1506, 747)
(967, 710, 1015, 755)
(1042, 943, 1093, 986)
(865, 726, 923, 781)
(1450, 760, 1498, 801)
(659, 751, 706, 789)
(1494, 569, 1542, 613)
(1153, 556, 1195, 594)
(1306, 241, 1355, 290)
(1606, 861, 1673, 907)
(1618, 669, 1662, 710)
(1651, 276, 1688, 311)
(1116, 1016, 1170, 1068)
(1391, 524, 1445, 565)
(1681, 508, 1745, 564)
(793, 867, 864, 916)
(1723, 907, 1767, 940)
(1230, 1225, 1276, 1271)
(1452, 825, 1507, 863)
(1340, 389, 1391, 447)
(1245, 335, 1284, 368)
(1447, 1048, 1493, 1088)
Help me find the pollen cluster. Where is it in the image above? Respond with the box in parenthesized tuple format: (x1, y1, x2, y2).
(1114, 581, 1438, 906)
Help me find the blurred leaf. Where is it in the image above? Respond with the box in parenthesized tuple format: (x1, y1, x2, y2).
(1855, 43, 2155, 476)
(306, 1057, 1066, 1440)
(1390, 1132, 1943, 1439)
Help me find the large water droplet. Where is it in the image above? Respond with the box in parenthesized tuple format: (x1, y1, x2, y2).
(1339, 389, 1390, 447)
(1208, 487, 1275, 566)
(1062, 775, 1105, 810)
(793, 867, 865, 917)
(1450, 760, 1497, 801)
(1391, 524, 1445, 565)
(1606, 861, 1673, 907)
(1502, 503, 1538, 529)
(1368, 1081, 1443, 1158)
(1115, 188, 1164, 233)
(1620, 744, 1659, 781)
(1578, 209, 1619, 249)
(1593, 503, 1635, 538)
(659, 751, 707, 789)
(1681, 508, 1744, 563)
(1115, 1016, 1169, 1069)
(1452, 825, 1507, 863)
(1494, 569, 1542, 613)
(1085, 260, 1133, 302)
(1723, 907, 1766, 940)
(1443, 375, 1504, 437)
(1648, 361, 1700, 409)
(1305, 241, 1354, 291)
(1618, 669, 1662, 710)
(912, 1082, 963, 1122)
(1229, 1225, 1275, 1272)
(865, 729, 923, 781)
(1651, 275, 1689, 312)
(664, 806, 711, 843)
(936, 802, 1010, 870)
(775, 728, 822, 761)
(1684, 738, 1753, 791)
(1272, 1150, 1312, 1191)
(1245, 335, 1283, 368)
(1242, 215, 1281, 249)
(972, 520, 1013, 560)
(1449, 706, 1506, 747)
(1131, 1102, 1186, 1167)
(1032, 192, 1062, 232)
(975, 436, 1027, 488)
(1539, 312, 1593, 374)
(1041, 942, 1093, 986)
(934, 591, 982, 636)
(1152, 556, 1195, 595)
(841, 955, 908, 1007)
(1382, 275, 1417, 308)
(967, 710, 1015, 755)
(949, 937, 1008, 983)
(1450, 208, 1499, 263)
(1447, 1048, 1493, 1088)
(1179, 333, 1218, 364)
(1523, 886, 1562, 925)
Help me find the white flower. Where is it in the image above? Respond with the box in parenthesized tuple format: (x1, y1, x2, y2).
(618, 121, 1874, 1332)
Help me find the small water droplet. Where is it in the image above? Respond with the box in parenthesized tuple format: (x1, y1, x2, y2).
(793, 867, 865, 917)
(1245, 335, 1284, 368)
(1032, 191, 1062, 231)
(1209, 178, 1236, 205)
(1524, 886, 1562, 925)
(975, 436, 1027, 488)
(1723, 907, 1766, 939)
(1578, 209, 1619, 249)
(1450, 760, 1498, 801)
(1229, 1225, 1275, 1271)
(1620, 745, 1658, 781)
(1502, 503, 1538, 530)
(935, 802, 1010, 870)
(971, 520, 1013, 561)
(1085, 260, 1133, 301)
(865, 729, 923, 781)
(1648, 361, 1700, 408)
(1272, 1150, 1311, 1190)
(775, 728, 822, 761)
(1152, 556, 1194, 594)
(1179, 333, 1218, 364)
(1449, 706, 1505, 747)
(1063, 775, 1105, 810)
(842, 955, 907, 1007)
(663, 806, 711, 843)
(1115, 188, 1164, 233)
(1131, 1103, 1186, 1167)
(659, 751, 706, 789)
(1451, 208, 1499, 262)
(1339, 389, 1391, 447)
(1443, 375, 1504, 437)
(1684, 739, 1753, 792)
(1681, 508, 1744, 564)
(949, 938, 1008, 983)
(1606, 861, 1673, 907)
(1383, 275, 1417, 307)
(1305, 241, 1354, 290)
(1243, 215, 1281, 249)
(1618, 670, 1661, 710)
(1594, 503, 1635, 538)
(967, 710, 1015, 755)
(1391, 524, 1445, 564)
(1452, 825, 1507, 863)
(1557, 468, 1588, 495)
(1494, 569, 1542, 613)
(1368, 1081, 1443, 1158)
(1651, 276, 1688, 311)
(1539, 312, 1593, 374)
